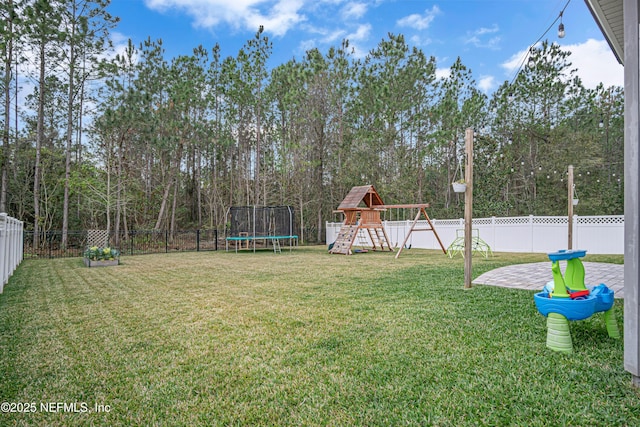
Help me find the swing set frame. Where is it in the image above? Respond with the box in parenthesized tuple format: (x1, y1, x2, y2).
(382, 204, 447, 258)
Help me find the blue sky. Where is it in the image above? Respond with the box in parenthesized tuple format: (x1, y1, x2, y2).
(106, 0, 623, 94)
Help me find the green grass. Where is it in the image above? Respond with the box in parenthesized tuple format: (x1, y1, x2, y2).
(0, 247, 636, 426)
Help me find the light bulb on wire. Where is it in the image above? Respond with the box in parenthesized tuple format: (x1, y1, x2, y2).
(527, 47, 536, 69)
(558, 11, 565, 38)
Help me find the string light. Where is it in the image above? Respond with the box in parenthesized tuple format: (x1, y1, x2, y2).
(503, 163, 622, 183)
(508, 0, 572, 86)
(527, 48, 536, 69)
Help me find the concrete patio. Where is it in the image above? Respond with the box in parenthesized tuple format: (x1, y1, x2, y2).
(473, 261, 624, 298)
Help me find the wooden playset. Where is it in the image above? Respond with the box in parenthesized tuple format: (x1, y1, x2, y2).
(329, 185, 446, 257)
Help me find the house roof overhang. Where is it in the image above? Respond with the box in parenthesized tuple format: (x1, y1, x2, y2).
(584, 0, 623, 64)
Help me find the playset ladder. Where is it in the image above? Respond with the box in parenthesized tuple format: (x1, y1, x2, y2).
(367, 227, 391, 251)
(356, 229, 369, 249)
(329, 225, 359, 254)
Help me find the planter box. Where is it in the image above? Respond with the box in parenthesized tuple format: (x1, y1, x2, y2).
(84, 258, 119, 267)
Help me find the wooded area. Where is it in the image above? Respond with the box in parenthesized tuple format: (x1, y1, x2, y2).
(0, 0, 624, 246)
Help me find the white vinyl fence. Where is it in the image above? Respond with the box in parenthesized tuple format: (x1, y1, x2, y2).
(326, 215, 624, 255)
(1, 213, 24, 293)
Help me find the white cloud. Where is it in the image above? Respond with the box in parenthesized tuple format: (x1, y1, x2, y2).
(297, 38, 317, 53)
(301, 24, 346, 44)
(397, 5, 440, 31)
(465, 35, 501, 49)
(501, 39, 623, 89)
(563, 38, 623, 89)
(342, 23, 372, 58)
(144, 0, 306, 37)
(435, 67, 450, 80)
(409, 34, 432, 47)
(346, 23, 371, 42)
(323, 29, 347, 44)
(478, 75, 496, 93)
(501, 48, 528, 76)
(107, 32, 138, 62)
(464, 24, 500, 49)
(474, 25, 499, 36)
(297, 23, 369, 58)
(342, 2, 367, 20)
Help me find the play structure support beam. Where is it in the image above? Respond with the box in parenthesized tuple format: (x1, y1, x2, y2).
(464, 128, 474, 289)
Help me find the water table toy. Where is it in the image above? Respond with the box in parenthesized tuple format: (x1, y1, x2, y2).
(533, 249, 620, 353)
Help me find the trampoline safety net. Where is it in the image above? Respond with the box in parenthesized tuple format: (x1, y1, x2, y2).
(228, 206, 296, 237)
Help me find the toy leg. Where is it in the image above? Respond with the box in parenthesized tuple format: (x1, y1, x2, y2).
(547, 312, 573, 353)
(604, 307, 620, 339)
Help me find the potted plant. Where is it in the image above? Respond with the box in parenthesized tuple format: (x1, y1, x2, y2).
(452, 179, 467, 193)
(84, 246, 120, 267)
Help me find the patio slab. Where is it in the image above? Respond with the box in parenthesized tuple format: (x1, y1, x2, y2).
(473, 262, 624, 298)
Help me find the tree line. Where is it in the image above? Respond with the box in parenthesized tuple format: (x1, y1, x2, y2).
(1, 0, 624, 247)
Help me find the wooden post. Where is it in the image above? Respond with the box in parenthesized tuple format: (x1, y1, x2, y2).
(464, 128, 473, 289)
(567, 165, 573, 249)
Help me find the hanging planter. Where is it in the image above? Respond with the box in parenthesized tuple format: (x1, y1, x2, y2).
(452, 181, 467, 193)
(452, 156, 466, 193)
(572, 198, 579, 206)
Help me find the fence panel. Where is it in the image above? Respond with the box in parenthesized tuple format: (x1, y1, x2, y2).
(575, 216, 624, 254)
(23, 229, 220, 259)
(1, 213, 24, 293)
(327, 215, 623, 255)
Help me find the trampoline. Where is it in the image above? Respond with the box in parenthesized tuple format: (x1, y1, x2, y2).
(225, 206, 298, 253)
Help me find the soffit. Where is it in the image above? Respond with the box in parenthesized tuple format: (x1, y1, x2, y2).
(584, 0, 623, 64)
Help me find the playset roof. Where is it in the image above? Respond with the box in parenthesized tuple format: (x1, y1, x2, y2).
(337, 185, 384, 210)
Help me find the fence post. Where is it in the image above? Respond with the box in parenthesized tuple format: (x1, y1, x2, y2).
(215, 229, 218, 251)
(19, 219, 24, 265)
(8, 217, 14, 280)
(1, 213, 7, 292)
(529, 215, 534, 252)
(165, 230, 168, 253)
(491, 216, 496, 249)
(196, 229, 200, 252)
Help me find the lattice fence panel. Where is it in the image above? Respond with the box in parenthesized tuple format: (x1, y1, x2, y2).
(577, 216, 624, 225)
(495, 217, 531, 225)
(533, 216, 567, 225)
(87, 230, 109, 248)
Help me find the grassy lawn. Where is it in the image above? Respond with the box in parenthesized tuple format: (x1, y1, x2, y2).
(0, 246, 636, 426)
